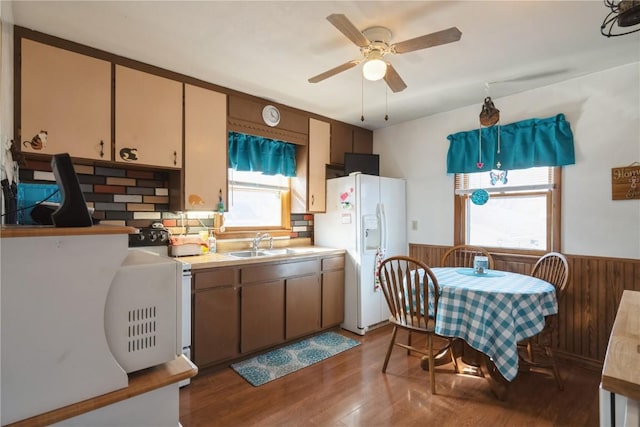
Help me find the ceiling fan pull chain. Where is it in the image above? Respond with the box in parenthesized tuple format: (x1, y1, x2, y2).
(385, 85, 389, 121)
(361, 72, 365, 122)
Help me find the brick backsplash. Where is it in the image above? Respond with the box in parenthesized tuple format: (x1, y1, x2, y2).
(290, 214, 314, 239)
(18, 161, 314, 240)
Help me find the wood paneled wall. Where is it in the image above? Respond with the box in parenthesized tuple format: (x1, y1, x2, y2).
(409, 243, 640, 368)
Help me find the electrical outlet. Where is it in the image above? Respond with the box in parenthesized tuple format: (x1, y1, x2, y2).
(411, 220, 418, 230)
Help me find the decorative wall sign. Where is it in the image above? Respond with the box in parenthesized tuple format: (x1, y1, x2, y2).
(611, 163, 640, 200)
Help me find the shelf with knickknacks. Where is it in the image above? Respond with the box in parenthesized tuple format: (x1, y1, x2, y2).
(471, 94, 508, 206)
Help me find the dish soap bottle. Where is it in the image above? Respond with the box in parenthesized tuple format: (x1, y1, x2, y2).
(208, 230, 217, 254)
(217, 189, 225, 214)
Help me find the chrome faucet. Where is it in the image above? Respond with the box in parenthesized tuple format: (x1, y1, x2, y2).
(252, 232, 273, 251)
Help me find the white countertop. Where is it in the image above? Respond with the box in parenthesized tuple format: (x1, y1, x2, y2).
(175, 246, 345, 270)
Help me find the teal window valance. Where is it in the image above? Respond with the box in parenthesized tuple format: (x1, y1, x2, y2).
(228, 131, 297, 177)
(446, 114, 575, 174)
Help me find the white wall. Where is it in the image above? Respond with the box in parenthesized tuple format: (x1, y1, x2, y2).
(375, 63, 640, 259)
(1, 3, 15, 188)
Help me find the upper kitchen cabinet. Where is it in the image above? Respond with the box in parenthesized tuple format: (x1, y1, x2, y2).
(330, 122, 373, 165)
(330, 122, 352, 165)
(353, 127, 374, 155)
(115, 65, 182, 169)
(20, 39, 111, 161)
(184, 84, 227, 211)
(308, 118, 330, 213)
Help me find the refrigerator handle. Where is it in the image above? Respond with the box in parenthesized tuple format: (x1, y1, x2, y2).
(377, 203, 387, 250)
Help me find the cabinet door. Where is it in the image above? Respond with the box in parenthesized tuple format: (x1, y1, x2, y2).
(353, 127, 373, 154)
(193, 286, 240, 367)
(184, 84, 227, 210)
(21, 39, 111, 160)
(321, 269, 345, 328)
(115, 65, 182, 168)
(241, 280, 285, 353)
(330, 122, 353, 165)
(286, 275, 321, 340)
(308, 118, 330, 213)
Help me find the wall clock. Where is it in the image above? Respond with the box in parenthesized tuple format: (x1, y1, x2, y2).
(262, 105, 280, 127)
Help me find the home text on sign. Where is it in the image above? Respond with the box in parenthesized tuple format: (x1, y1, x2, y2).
(611, 165, 640, 200)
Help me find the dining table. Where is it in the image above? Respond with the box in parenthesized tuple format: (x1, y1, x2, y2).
(420, 267, 558, 399)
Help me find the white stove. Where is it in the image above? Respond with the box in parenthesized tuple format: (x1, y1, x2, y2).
(129, 225, 192, 386)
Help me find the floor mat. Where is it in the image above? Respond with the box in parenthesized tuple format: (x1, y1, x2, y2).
(230, 331, 360, 386)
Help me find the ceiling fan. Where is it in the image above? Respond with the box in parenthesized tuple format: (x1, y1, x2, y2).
(308, 14, 462, 93)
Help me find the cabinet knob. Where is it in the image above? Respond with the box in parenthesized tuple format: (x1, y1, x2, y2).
(99, 140, 104, 158)
(311, 195, 315, 206)
(174, 151, 177, 166)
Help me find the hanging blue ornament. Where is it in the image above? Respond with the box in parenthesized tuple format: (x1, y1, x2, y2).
(471, 189, 489, 205)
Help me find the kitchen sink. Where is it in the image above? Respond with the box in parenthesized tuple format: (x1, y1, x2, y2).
(265, 248, 316, 256)
(283, 248, 315, 254)
(225, 247, 317, 258)
(226, 250, 271, 258)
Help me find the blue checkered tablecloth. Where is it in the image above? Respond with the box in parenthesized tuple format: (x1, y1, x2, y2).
(423, 267, 557, 382)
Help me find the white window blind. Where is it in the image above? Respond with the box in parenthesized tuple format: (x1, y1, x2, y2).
(455, 167, 554, 194)
(224, 169, 289, 227)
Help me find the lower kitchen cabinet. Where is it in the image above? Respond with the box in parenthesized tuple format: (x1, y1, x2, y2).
(192, 253, 345, 369)
(241, 280, 285, 354)
(322, 270, 345, 328)
(321, 255, 346, 328)
(193, 286, 240, 366)
(192, 267, 240, 367)
(286, 275, 321, 340)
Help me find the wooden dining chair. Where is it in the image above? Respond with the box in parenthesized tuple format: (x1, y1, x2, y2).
(378, 256, 455, 394)
(440, 244, 495, 269)
(519, 251, 569, 390)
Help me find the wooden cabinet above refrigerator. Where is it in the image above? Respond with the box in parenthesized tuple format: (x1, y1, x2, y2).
(330, 122, 373, 165)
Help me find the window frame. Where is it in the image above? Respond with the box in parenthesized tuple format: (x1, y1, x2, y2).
(453, 167, 562, 255)
(218, 171, 292, 238)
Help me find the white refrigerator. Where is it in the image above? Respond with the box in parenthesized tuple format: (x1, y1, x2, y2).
(314, 173, 407, 335)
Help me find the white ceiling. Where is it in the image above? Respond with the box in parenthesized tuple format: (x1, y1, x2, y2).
(6, 1, 640, 130)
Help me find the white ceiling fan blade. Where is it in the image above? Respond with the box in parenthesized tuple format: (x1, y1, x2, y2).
(392, 27, 462, 54)
(308, 59, 362, 83)
(327, 14, 370, 48)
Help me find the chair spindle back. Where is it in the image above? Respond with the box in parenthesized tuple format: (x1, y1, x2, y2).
(440, 245, 494, 269)
(378, 256, 439, 331)
(531, 252, 569, 300)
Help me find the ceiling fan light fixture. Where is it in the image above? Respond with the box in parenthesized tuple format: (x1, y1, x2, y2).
(362, 56, 387, 81)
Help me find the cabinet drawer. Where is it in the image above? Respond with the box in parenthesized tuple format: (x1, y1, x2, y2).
(194, 268, 239, 290)
(322, 256, 344, 271)
(241, 259, 319, 284)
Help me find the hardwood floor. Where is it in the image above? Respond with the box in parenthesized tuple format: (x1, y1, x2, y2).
(179, 325, 602, 426)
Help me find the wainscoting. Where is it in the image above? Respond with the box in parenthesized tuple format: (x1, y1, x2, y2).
(409, 244, 640, 368)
